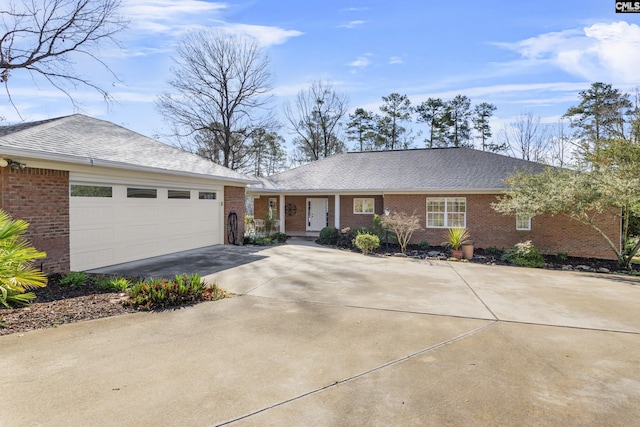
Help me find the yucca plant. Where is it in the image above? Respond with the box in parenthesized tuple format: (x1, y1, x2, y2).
(442, 227, 471, 251)
(0, 210, 47, 308)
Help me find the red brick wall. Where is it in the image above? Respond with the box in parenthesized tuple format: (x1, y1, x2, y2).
(224, 186, 245, 244)
(0, 167, 70, 274)
(383, 193, 619, 259)
(339, 195, 384, 230)
(252, 191, 620, 259)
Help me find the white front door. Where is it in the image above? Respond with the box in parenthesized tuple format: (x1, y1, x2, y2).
(307, 198, 328, 231)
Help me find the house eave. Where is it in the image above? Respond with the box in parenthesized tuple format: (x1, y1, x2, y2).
(0, 147, 258, 186)
(247, 187, 507, 196)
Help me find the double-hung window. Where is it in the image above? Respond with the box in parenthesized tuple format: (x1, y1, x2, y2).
(426, 197, 466, 228)
(354, 198, 375, 214)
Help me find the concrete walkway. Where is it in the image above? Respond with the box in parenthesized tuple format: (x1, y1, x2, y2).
(2, 240, 639, 426)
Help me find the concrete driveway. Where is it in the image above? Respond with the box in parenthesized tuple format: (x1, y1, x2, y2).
(2, 239, 639, 426)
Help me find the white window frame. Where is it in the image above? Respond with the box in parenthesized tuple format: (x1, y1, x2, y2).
(516, 214, 532, 231)
(353, 198, 375, 214)
(426, 197, 466, 228)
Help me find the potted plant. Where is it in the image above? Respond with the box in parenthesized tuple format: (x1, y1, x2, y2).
(442, 227, 471, 260)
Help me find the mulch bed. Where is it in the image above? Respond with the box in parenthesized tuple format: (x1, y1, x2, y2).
(0, 276, 137, 336)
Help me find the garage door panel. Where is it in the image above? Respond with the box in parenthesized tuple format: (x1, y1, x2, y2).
(71, 205, 114, 227)
(70, 183, 223, 271)
(71, 227, 115, 246)
(73, 248, 115, 270)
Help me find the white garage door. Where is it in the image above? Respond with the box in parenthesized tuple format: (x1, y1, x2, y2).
(70, 183, 222, 271)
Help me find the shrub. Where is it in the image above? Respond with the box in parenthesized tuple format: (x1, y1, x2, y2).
(337, 227, 367, 248)
(59, 271, 89, 287)
(557, 252, 569, 262)
(0, 210, 47, 308)
(419, 240, 430, 250)
(319, 226, 339, 245)
(501, 240, 545, 268)
(97, 277, 132, 292)
(126, 273, 225, 310)
(271, 232, 290, 244)
(353, 232, 380, 255)
(485, 246, 503, 256)
(381, 211, 421, 253)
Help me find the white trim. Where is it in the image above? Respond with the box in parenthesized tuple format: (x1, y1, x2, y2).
(353, 197, 375, 214)
(279, 195, 285, 232)
(247, 188, 506, 196)
(334, 194, 341, 229)
(0, 147, 256, 185)
(426, 197, 467, 228)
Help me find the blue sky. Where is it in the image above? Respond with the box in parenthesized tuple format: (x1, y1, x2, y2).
(3, 0, 640, 154)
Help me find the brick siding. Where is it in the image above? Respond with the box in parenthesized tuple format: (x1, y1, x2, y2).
(384, 193, 619, 259)
(339, 195, 384, 230)
(0, 167, 70, 273)
(224, 186, 246, 244)
(255, 191, 620, 259)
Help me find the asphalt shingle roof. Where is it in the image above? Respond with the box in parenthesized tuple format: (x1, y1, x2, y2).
(251, 148, 545, 193)
(0, 114, 255, 184)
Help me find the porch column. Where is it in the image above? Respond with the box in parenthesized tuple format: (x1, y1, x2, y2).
(334, 194, 341, 229)
(279, 194, 285, 232)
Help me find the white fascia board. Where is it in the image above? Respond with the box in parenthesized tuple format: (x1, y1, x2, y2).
(0, 147, 257, 186)
(248, 188, 506, 196)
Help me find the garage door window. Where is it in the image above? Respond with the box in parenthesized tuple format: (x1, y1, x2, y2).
(70, 185, 112, 197)
(168, 189, 191, 199)
(127, 187, 157, 198)
(199, 192, 217, 200)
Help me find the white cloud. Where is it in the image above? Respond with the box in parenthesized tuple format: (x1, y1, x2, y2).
(339, 20, 365, 29)
(221, 24, 304, 47)
(496, 21, 640, 84)
(388, 56, 404, 65)
(124, 0, 227, 32)
(347, 54, 372, 68)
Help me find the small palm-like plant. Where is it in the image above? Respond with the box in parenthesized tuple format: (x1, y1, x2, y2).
(0, 210, 47, 308)
(442, 227, 471, 251)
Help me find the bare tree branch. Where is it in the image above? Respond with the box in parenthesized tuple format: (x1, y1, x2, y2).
(0, 0, 127, 113)
(156, 29, 274, 170)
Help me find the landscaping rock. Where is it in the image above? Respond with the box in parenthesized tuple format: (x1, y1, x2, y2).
(562, 265, 574, 271)
(598, 267, 611, 274)
(427, 251, 443, 257)
(575, 265, 595, 272)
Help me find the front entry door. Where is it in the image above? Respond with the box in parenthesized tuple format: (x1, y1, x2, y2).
(307, 198, 328, 231)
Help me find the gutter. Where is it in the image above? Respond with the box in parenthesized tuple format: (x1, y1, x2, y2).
(0, 146, 259, 186)
(247, 188, 508, 195)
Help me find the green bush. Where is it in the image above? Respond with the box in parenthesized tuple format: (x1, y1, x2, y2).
(319, 226, 339, 245)
(353, 232, 380, 255)
(501, 240, 545, 268)
(557, 252, 569, 262)
(419, 240, 430, 250)
(0, 210, 47, 308)
(485, 246, 503, 256)
(59, 271, 89, 287)
(271, 232, 290, 244)
(126, 273, 225, 310)
(97, 277, 132, 292)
